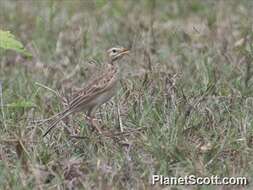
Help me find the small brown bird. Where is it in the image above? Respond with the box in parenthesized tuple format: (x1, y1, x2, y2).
(43, 47, 130, 137)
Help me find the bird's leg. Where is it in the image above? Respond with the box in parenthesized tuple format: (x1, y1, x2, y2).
(89, 117, 102, 134)
(84, 115, 99, 122)
(86, 108, 103, 134)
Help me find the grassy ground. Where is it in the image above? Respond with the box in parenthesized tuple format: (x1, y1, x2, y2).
(1, 0, 253, 189)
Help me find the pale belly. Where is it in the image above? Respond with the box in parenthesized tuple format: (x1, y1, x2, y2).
(88, 86, 117, 107)
(80, 82, 118, 112)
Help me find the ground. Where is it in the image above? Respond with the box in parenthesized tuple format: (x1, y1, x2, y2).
(0, 0, 253, 189)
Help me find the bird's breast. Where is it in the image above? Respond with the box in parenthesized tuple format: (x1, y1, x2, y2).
(87, 80, 118, 109)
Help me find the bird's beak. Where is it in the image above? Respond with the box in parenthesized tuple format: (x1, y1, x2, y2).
(121, 48, 130, 55)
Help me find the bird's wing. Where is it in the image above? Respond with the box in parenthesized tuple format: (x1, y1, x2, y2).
(68, 67, 117, 111)
(43, 71, 117, 137)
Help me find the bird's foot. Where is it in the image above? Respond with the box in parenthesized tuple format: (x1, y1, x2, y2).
(85, 116, 103, 134)
(84, 115, 102, 123)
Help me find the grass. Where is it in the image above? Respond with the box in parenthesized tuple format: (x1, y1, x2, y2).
(1, 0, 253, 189)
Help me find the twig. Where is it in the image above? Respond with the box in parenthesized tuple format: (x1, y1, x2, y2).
(31, 118, 52, 125)
(117, 100, 124, 133)
(69, 135, 90, 139)
(1, 139, 40, 144)
(107, 126, 149, 137)
(69, 127, 149, 140)
(0, 80, 6, 130)
(35, 82, 60, 97)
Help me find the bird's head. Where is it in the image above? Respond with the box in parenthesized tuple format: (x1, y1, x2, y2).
(107, 46, 130, 64)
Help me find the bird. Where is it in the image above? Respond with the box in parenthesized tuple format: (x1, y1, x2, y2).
(42, 46, 130, 137)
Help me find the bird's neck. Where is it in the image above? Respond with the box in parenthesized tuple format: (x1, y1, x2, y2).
(109, 58, 118, 69)
(107, 60, 121, 77)
(109, 57, 117, 65)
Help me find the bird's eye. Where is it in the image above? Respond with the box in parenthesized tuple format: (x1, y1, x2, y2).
(112, 49, 116, 53)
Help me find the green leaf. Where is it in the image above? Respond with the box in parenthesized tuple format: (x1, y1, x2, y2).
(0, 30, 32, 57)
(95, 0, 107, 8)
(6, 100, 35, 108)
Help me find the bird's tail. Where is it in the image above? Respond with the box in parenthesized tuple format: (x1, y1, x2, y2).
(41, 109, 72, 137)
(35, 111, 61, 124)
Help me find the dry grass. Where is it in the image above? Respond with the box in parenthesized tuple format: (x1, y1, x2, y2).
(1, 0, 253, 189)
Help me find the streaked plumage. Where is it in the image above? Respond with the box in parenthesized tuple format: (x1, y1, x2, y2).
(43, 47, 129, 137)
